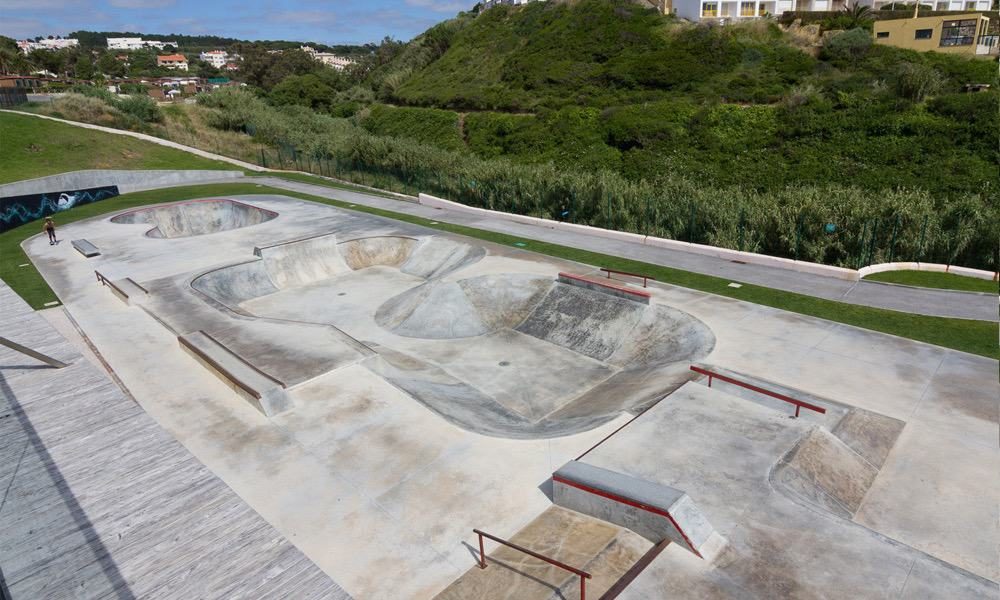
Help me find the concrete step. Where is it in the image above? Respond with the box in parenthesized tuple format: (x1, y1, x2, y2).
(435, 506, 651, 600)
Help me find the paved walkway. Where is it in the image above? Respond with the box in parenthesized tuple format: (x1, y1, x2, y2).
(251, 176, 998, 322)
(0, 283, 349, 599)
(4, 108, 994, 321)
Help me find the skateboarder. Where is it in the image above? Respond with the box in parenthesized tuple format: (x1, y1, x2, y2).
(43, 217, 57, 245)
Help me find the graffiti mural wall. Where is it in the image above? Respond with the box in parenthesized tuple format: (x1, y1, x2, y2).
(0, 186, 119, 234)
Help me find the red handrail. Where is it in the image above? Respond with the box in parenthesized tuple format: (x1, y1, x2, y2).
(473, 528, 592, 600)
(689, 365, 826, 418)
(600, 268, 655, 288)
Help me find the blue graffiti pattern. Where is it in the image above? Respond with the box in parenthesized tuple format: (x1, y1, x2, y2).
(0, 186, 118, 233)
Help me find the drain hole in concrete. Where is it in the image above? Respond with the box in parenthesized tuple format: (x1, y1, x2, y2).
(337, 292, 347, 296)
(499, 361, 510, 367)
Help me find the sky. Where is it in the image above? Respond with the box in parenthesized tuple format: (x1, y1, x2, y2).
(0, 0, 469, 45)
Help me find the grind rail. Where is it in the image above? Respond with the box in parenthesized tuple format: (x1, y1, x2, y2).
(600, 268, 655, 288)
(473, 528, 592, 600)
(689, 365, 826, 418)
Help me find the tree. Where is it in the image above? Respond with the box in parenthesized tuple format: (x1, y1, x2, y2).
(74, 54, 95, 80)
(96, 51, 126, 78)
(270, 73, 336, 110)
(0, 47, 33, 75)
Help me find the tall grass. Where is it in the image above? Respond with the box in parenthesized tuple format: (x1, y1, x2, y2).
(193, 88, 995, 271)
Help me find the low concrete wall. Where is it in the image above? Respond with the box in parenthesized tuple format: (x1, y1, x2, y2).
(418, 193, 860, 282)
(552, 460, 718, 559)
(0, 169, 244, 198)
(859, 262, 997, 282)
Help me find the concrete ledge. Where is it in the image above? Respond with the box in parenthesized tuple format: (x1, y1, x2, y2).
(557, 272, 651, 304)
(552, 460, 718, 559)
(71, 239, 100, 258)
(178, 331, 291, 417)
(859, 262, 997, 282)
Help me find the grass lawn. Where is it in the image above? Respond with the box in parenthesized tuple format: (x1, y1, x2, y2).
(864, 270, 997, 294)
(0, 112, 236, 184)
(2, 182, 996, 359)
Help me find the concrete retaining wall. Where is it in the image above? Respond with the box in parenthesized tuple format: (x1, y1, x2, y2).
(552, 460, 718, 559)
(0, 169, 244, 198)
(418, 193, 859, 282)
(858, 262, 997, 282)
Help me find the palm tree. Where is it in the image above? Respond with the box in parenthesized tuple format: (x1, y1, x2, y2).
(843, 2, 874, 29)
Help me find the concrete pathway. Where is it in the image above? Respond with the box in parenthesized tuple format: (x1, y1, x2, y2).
(0, 282, 349, 599)
(250, 176, 998, 322)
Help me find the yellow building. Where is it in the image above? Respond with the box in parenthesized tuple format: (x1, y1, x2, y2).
(873, 13, 998, 56)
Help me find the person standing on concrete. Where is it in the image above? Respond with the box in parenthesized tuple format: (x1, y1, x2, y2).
(43, 217, 58, 245)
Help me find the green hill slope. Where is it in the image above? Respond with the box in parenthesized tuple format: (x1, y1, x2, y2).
(0, 112, 236, 184)
(357, 0, 997, 198)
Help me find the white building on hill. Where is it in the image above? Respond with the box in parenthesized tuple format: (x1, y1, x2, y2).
(16, 38, 78, 54)
(199, 50, 241, 68)
(107, 37, 178, 51)
(315, 53, 354, 70)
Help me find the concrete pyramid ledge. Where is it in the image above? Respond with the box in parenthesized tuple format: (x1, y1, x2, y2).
(552, 460, 722, 560)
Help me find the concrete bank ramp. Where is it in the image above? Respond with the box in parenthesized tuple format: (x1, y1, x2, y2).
(111, 198, 277, 238)
(435, 506, 652, 600)
(375, 274, 553, 339)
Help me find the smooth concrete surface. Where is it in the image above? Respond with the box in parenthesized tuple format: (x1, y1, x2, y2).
(18, 192, 1000, 599)
(0, 168, 244, 197)
(582, 382, 997, 598)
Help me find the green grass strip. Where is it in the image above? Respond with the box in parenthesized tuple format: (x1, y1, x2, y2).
(2, 182, 996, 359)
(864, 270, 998, 294)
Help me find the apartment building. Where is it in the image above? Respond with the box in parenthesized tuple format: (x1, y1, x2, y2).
(315, 53, 354, 70)
(156, 54, 189, 71)
(874, 12, 998, 55)
(16, 38, 79, 54)
(108, 38, 178, 51)
(200, 50, 228, 68)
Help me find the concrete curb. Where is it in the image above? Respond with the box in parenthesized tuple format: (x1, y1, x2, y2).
(858, 261, 997, 282)
(418, 193, 861, 282)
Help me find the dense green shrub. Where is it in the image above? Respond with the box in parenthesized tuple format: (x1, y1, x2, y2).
(359, 104, 464, 151)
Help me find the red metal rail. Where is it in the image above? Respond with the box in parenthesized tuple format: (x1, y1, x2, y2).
(600, 268, 655, 288)
(473, 528, 592, 600)
(689, 365, 826, 418)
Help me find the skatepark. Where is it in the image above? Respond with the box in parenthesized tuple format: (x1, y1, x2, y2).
(6, 189, 999, 599)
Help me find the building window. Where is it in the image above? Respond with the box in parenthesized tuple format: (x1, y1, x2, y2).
(964, 0, 976, 7)
(876, 31, 890, 38)
(914, 29, 934, 40)
(702, 2, 718, 16)
(740, 1, 755, 15)
(940, 19, 978, 46)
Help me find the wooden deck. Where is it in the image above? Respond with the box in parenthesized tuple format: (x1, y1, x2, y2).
(0, 283, 350, 599)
